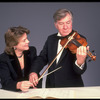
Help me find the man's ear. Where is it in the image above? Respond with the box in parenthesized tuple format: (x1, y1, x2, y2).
(54, 22, 58, 29)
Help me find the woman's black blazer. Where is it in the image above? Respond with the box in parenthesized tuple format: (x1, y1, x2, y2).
(0, 46, 37, 91)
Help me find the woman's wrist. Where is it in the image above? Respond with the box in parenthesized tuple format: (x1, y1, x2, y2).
(16, 82, 21, 90)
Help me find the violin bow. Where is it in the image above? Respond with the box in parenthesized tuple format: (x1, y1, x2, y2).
(38, 32, 76, 81)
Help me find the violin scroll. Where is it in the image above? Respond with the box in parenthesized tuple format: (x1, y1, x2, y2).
(87, 50, 96, 62)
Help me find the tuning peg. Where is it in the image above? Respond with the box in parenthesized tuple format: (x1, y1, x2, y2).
(91, 50, 96, 56)
(88, 59, 91, 62)
(91, 50, 95, 53)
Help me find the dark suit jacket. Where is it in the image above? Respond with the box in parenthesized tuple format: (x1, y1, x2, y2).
(0, 46, 38, 91)
(31, 31, 87, 88)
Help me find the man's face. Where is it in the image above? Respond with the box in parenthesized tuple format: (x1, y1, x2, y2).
(54, 14, 72, 37)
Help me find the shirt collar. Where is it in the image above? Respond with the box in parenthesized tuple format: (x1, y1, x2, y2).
(57, 32, 62, 37)
(57, 30, 74, 37)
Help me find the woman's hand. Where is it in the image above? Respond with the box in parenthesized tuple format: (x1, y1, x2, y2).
(16, 81, 34, 92)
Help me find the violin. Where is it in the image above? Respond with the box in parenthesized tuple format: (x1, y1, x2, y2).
(60, 31, 96, 61)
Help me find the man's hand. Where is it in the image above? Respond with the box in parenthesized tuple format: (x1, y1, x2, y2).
(29, 72, 39, 87)
(76, 46, 89, 66)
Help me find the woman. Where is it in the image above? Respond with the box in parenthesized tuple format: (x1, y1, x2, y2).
(0, 26, 40, 92)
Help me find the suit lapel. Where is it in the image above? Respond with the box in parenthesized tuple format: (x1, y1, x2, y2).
(24, 50, 31, 77)
(49, 35, 59, 71)
(57, 48, 68, 66)
(50, 34, 68, 69)
(9, 54, 23, 79)
(52, 38, 58, 69)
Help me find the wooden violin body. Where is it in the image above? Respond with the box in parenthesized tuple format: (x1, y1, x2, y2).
(60, 31, 96, 61)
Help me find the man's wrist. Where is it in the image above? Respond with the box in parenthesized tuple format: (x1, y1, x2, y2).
(75, 60, 84, 70)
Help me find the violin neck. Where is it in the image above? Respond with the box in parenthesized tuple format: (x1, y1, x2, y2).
(71, 39, 82, 47)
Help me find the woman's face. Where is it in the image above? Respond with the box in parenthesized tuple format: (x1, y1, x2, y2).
(14, 33, 30, 52)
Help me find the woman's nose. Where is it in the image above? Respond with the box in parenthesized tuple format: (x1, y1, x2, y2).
(27, 39, 30, 43)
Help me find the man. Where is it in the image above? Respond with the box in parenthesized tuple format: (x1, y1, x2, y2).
(29, 9, 89, 88)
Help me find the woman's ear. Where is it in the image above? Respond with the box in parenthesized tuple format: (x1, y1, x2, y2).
(13, 46, 17, 50)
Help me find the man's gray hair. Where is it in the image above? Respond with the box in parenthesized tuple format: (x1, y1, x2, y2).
(53, 9, 73, 22)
